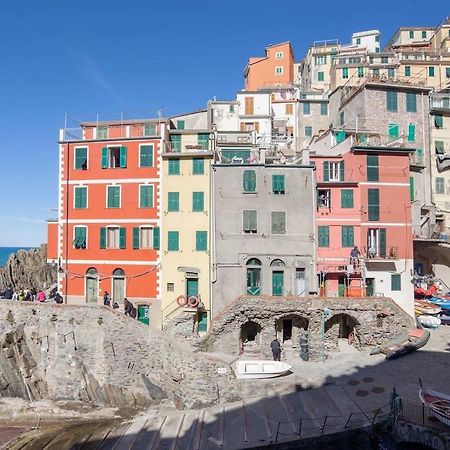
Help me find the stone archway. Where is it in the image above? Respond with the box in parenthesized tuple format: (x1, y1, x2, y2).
(240, 320, 262, 354)
(324, 313, 359, 352)
(275, 314, 309, 346)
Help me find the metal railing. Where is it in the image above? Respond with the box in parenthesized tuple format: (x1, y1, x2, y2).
(363, 246, 399, 260)
(430, 93, 450, 111)
(164, 143, 210, 153)
(397, 398, 450, 432)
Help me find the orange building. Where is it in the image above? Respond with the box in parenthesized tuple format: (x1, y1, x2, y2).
(47, 119, 166, 323)
(244, 42, 294, 91)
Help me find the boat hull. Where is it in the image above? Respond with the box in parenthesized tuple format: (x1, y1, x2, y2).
(419, 389, 450, 426)
(234, 360, 292, 379)
(383, 329, 430, 360)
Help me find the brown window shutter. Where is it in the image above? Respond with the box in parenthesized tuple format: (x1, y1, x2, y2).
(245, 97, 254, 115)
(255, 122, 259, 132)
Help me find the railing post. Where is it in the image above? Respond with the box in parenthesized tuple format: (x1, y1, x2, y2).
(298, 418, 302, 437)
(344, 413, 353, 428)
(321, 416, 328, 434)
(372, 408, 380, 424)
(275, 422, 281, 443)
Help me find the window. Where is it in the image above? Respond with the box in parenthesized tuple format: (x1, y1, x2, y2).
(229, 104, 235, 113)
(139, 185, 153, 208)
(341, 226, 354, 247)
(100, 226, 126, 249)
(107, 185, 121, 208)
(428, 66, 435, 77)
(435, 115, 443, 129)
(323, 161, 344, 182)
(133, 226, 155, 249)
(375, 35, 380, 42)
(75, 147, 88, 170)
(198, 133, 209, 150)
(408, 124, 416, 142)
(367, 155, 379, 182)
(435, 141, 445, 154)
(318, 71, 324, 82)
(171, 134, 181, 152)
(245, 97, 254, 115)
(275, 66, 283, 75)
(340, 111, 345, 126)
(372, 68, 380, 77)
(168, 158, 180, 175)
(275, 51, 283, 59)
(74, 186, 87, 209)
(388, 123, 399, 140)
(318, 226, 329, 247)
(342, 67, 349, 79)
(143, 123, 156, 136)
(318, 189, 330, 208)
(97, 126, 108, 139)
(386, 91, 398, 112)
(101, 146, 127, 169)
(320, 103, 328, 115)
(410, 177, 415, 201)
(167, 231, 179, 251)
(391, 274, 401, 291)
(367, 228, 386, 258)
(368, 189, 380, 221)
(409, 30, 414, 39)
(357, 66, 364, 77)
(416, 148, 423, 163)
(341, 189, 354, 208)
(422, 31, 427, 39)
(314, 55, 327, 65)
(356, 38, 361, 45)
(271, 212, 286, 234)
(243, 170, 256, 192)
(381, 56, 389, 64)
(177, 120, 185, 130)
(246, 258, 261, 295)
(192, 192, 204, 212)
(436, 177, 445, 194)
(167, 283, 174, 292)
(305, 126, 313, 137)
(73, 226, 87, 249)
(446, 67, 450, 78)
(406, 93, 417, 112)
(196, 231, 207, 251)
(138, 145, 153, 167)
(285, 104, 293, 114)
(192, 158, 204, 175)
(168, 192, 179, 212)
(405, 66, 411, 77)
(303, 102, 310, 115)
(272, 175, 285, 194)
(243, 210, 257, 233)
(388, 68, 395, 78)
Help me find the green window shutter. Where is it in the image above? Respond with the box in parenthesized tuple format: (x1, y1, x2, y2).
(75, 148, 87, 169)
(192, 192, 204, 212)
(107, 186, 120, 208)
(386, 91, 398, 112)
(243, 170, 256, 192)
(100, 227, 106, 249)
(416, 148, 423, 163)
(168, 192, 179, 212)
(391, 274, 401, 291)
(198, 133, 209, 150)
(74, 227, 87, 248)
(336, 130, 346, 143)
(303, 103, 310, 114)
(379, 228, 386, 257)
(144, 123, 156, 136)
(140, 145, 153, 167)
(119, 146, 127, 168)
(406, 93, 416, 112)
(196, 231, 207, 251)
(177, 120, 185, 130)
(243, 210, 257, 232)
(133, 227, 140, 249)
(171, 135, 182, 152)
(271, 212, 286, 234)
(320, 103, 328, 115)
(408, 124, 416, 142)
(435, 141, 445, 154)
(409, 30, 414, 38)
(323, 161, 330, 182)
(192, 158, 204, 174)
(101, 147, 108, 168)
(140, 185, 153, 208)
(357, 66, 364, 77)
(318, 71, 324, 81)
(368, 189, 380, 221)
(342, 68, 348, 78)
(409, 176, 415, 201)
(405, 66, 411, 76)
(341, 226, 354, 247)
(152, 227, 160, 250)
(341, 189, 354, 208)
(435, 115, 443, 129)
(428, 66, 435, 77)
(168, 158, 180, 174)
(388, 123, 399, 140)
(436, 177, 445, 194)
(75, 187, 87, 208)
(168, 231, 179, 251)
(339, 161, 345, 181)
(272, 175, 285, 194)
(367, 155, 379, 181)
(119, 227, 126, 249)
(318, 226, 329, 247)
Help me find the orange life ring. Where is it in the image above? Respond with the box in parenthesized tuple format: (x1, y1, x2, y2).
(177, 295, 188, 307)
(188, 296, 199, 307)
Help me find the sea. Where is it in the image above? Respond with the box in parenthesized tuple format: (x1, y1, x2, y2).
(0, 247, 35, 267)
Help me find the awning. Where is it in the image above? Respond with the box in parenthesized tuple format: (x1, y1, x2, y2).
(365, 261, 397, 271)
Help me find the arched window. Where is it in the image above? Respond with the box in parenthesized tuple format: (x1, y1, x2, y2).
(246, 258, 262, 266)
(270, 259, 286, 267)
(86, 267, 97, 276)
(112, 268, 125, 276)
(85, 268, 98, 303)
(246, 258, 261, 295)
(112, 268, 125, 304)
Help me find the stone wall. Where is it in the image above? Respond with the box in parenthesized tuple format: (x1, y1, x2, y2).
(0, 301, 237, 410)
(200, 296, 414, 361)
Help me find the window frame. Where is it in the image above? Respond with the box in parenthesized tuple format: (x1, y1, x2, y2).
(168, 192, 180, 212)
(139, 144, 154, 168)
(271, 211, 286, 234)
(106, 185, 121, 209)
(195, 231, 208, 251)
(74, 185, 88, 209)
(139, 184, 154, 209)
(192, 192, 204, 212)
(192, 158, 204, 175)
(74, 146, 88, 170)
(275, 66, 284, 75)
(73, 225, 88, 249)
(167, 231, 180, 251)
(243, 210, 257, 234)
(168, 158, 180, 175)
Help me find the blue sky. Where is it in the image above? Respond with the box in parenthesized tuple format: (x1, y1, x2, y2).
(0, 0, 447, 246)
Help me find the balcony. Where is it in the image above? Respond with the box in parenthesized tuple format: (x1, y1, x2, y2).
(430, 93, 450, 112)
(363, 246, 399, 260)
(409, 153, 426, 168)
(164, 142, 211, 154)
(216, 132, 254, 145)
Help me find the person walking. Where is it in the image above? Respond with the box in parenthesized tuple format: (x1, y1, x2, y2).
(270, 337, 282, 361)
(103, 291, 111, 306)
(4, 287, 13, 300)
(54, 292, 63, 304)
(36, 290, 46, 302)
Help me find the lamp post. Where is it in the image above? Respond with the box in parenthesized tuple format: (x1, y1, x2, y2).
(321, 307, 331, 361)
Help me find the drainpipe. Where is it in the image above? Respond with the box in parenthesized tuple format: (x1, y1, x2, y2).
(65, 142, 70, 305)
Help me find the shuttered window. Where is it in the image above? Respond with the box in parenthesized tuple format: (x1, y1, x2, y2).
(406, 93, 416, 112)
(139, 185, 153, 208)
(410, 177, 415, 201)
(318, 226, 329, 247)
(436, 177, 445, 194)
(192, 192, 204, 212)
(388, 124, 399, 140)
(408, 124, 416, 142)
(74, 227, 87, 249)
(368, 189, 380, 221)
(195, 231, 207, 251)
(303, 103, 310, 115)
(318, 71, 324, 81)
(107, 186, 121, 208)
(177, 120, 185, 130)
(435, 115, 443, 129)
(391, 274, 401, 291)
(168, 231, 179, 251)
(305, 126, 313, 137)
(100, 227, 126, 249)
(357, 66, 364, 77)
(243, 210, 257, 233)
(168, 158, 180, 175)
(405, 66, 411, 77)
(171, 135, 181, 152)
(341, 226, 354, 247)
(428, 66, 435, 77)
(341, 189, 354, 208)
(192, 158, 204, 174)
(245, 97, 254, 115)
(152, 227, 160, 249)
(144, 123, 156, 136)
(74, 186, 87, 209)
(75, 147, 88, 170)
(386, 91, 398, 112)
(97, 126, 108, 139)
(342, 68, 349, 79)
(168, 192, 179, 212)
(133, 227, 140, 249)
(139, 145, 153, 167)
(271, 212, 286, 234)
(101, 146, 127, 168)
(243, 170, 256, 192)
(272, 175, 285, 194)
(435, 141, 445, 154)
(367, 155, 379, 181)
(198, 133, 209, 150)
(119, 228, 126, 249)
(320, 103, 328, 115)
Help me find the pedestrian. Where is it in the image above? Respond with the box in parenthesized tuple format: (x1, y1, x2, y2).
(103, 291, 111, 306)
(18, 290, 25, 301)
(124, 298, 133, 316)
(4, 287, 13, 300)
(54, 292, 63, 304)
(350, 245, 361, 269)
(36, 290, 46, 303)
(270, 337, 282, 361)
(12, 290, 18, 301)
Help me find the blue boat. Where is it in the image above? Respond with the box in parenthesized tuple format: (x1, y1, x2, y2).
(429, 296, 450, 310)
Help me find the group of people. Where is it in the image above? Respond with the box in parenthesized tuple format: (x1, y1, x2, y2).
(1, 287, 63, 303)
(103, 291, 137, 318)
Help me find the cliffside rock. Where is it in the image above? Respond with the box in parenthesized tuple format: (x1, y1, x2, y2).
(0, 244, 56, 292)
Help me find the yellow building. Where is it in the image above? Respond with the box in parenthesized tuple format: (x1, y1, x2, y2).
(160, 112, 212, 332)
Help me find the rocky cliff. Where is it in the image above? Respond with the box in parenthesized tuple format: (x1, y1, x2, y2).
(0, 245, 56, 292)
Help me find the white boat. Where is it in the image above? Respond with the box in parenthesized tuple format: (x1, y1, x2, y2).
(234, 360, 292, 379)
(419, 389, 450, 426)
(417, 315, 441, 330)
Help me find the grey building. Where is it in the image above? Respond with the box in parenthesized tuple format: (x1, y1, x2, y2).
(211, 163, 316, 317)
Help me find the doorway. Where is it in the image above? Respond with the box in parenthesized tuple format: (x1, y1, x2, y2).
(272, 271, 284, 296)
(112, 268, 125, 305)
(85, 268, 98, 303)
(186, 277, 199, 298)
(366, 278, 375, 296)
(338, 276, 346, 297)
(137, 305, 150, 325)
(282, 319, 293, 342)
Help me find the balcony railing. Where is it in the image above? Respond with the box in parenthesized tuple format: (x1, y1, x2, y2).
(363, 246, 399, 259)
(164, 143, 210, 153)
(216, 132, 253, 145)
(430, 93, 450, 112)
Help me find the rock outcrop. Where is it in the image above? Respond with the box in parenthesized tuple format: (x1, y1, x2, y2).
(0, 245, 56, 292)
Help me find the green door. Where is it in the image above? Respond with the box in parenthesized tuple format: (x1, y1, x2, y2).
(137, 305, 150, 325)
(186, 278, 199, 298)
(272, 271, 284, 296)
(338, 277, 346, 297)
(198, 311, 208, 332)
(366, 278, 375, 296)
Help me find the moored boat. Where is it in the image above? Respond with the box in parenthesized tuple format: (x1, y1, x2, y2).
(234, 360, 292, 379)
(414, 299, 441, 315)
(417, 314, 441, 330)
(429, 296, 450, 310)
(419, 388, 450, 426)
